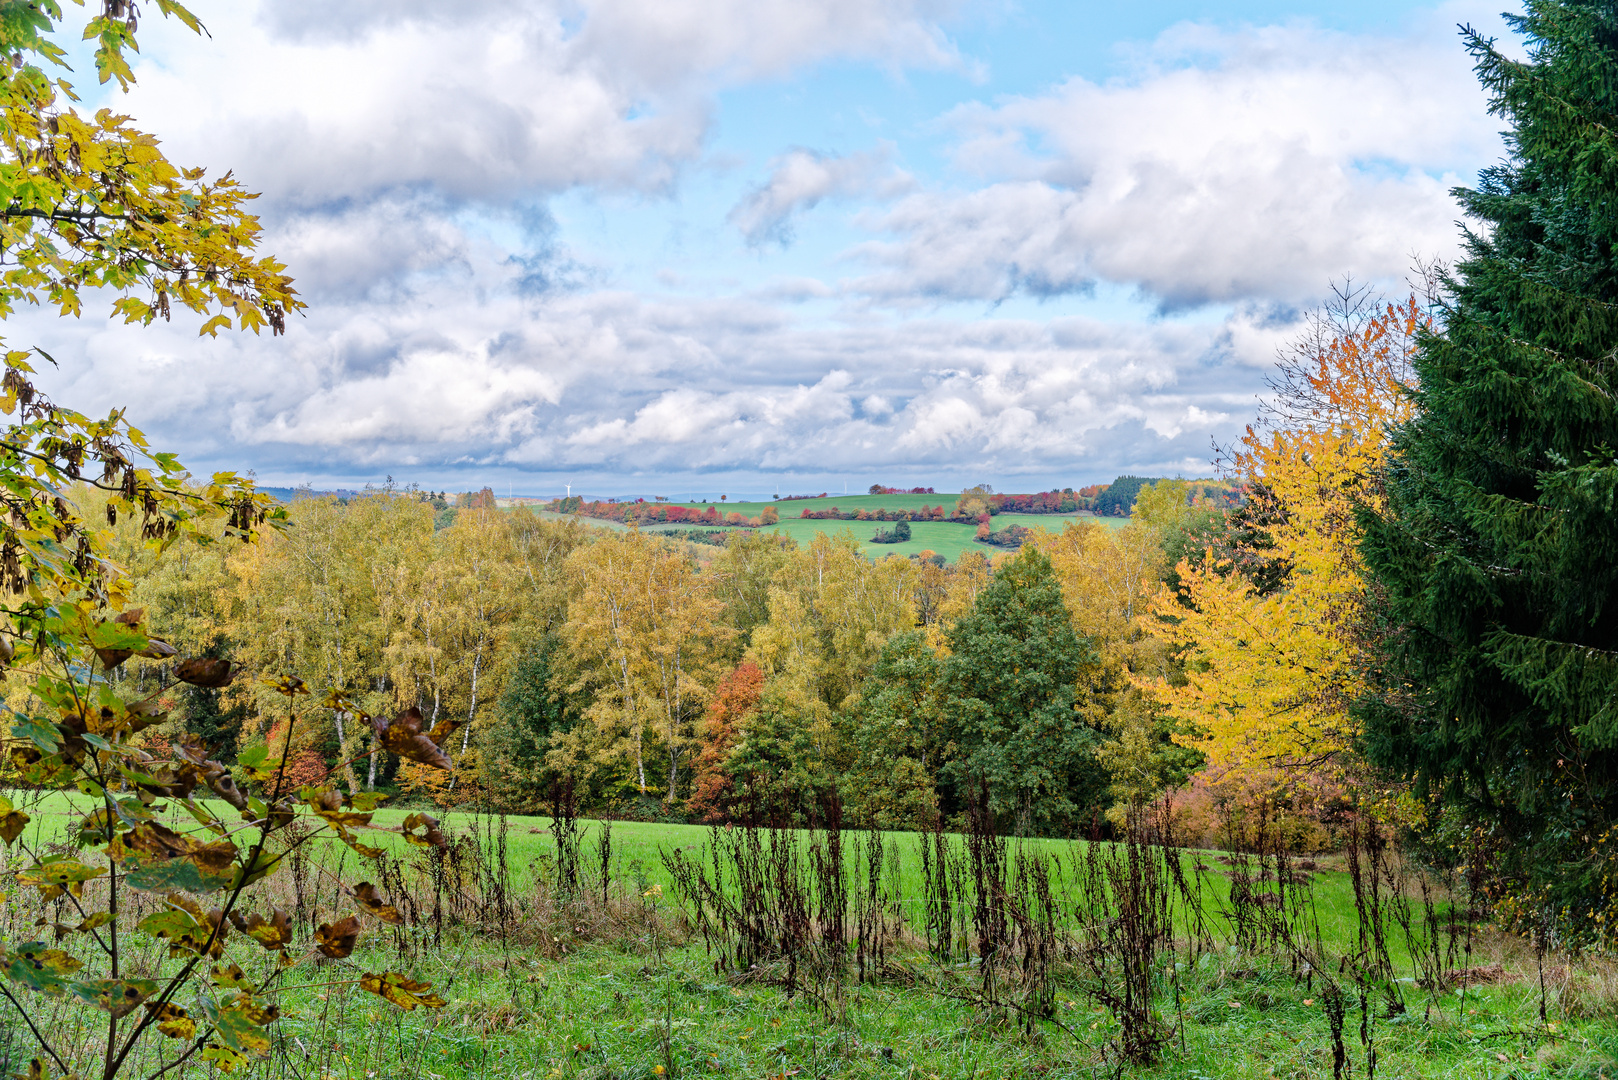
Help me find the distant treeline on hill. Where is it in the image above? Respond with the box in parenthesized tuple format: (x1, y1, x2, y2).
(546, 479, 1244, 529)
(1090, 477, 1244, 517)
(547, 496, 781, 528)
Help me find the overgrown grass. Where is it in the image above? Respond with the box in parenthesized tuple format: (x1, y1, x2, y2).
(1, 792, 1447, 967)
(6, 791, 1614, 1079)
(94, 926, 1614, 1080)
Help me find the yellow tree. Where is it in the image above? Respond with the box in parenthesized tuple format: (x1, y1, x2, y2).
(749, 531, 917, 710)
(1143, 293, 1424, 781)
(560, 530, 727, 800)
(747, 530, 917, 780)
(225, 492, 437, 792)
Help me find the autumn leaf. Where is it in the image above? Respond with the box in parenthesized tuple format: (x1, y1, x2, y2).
(145, 1001, 197, 1039)
(314, 915, 361, 959)
(266, 675, 309, 698)
(18, 859, 107, 900)
(68, 977, 159, 1018)
(4, 942, 83, 996)
(137, 901, 231, 959)
(400, 812, 447, 849)
(198, 1043, 250, 1072)
(120, 822, 236, 871)
(174, 657, 236, 688)
(0, 794, 30, 844)
(208, 993, 278, 1057)
(358, 971, 447, 1010)
(370, 706, 460, 771)
(235, 909, 291, 951)
(210, 962, 253, 990)
(351, 882, 403, 925)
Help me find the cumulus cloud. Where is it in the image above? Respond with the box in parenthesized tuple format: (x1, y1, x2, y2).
(120, 0, 965, 206)
(729, 144, 914, 246)
(19, 4, 1510, 491)
(27, 238, 1268, 485)
(849, 20, 1500, 308)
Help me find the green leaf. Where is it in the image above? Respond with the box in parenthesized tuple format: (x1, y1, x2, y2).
(11, 715, 59, 753)
(68, 977, 158, 1018)
(123, 858, 234, 894)
(231, 849, 282, 890)
(4, 942, 83, 996)
(206, 994, 276, 1056)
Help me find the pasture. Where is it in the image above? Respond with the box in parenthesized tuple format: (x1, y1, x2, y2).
(6, 790, 1613, 1080)
(530, 498, 1127, 562)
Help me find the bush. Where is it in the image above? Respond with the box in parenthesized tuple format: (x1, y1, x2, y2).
(870, 518, 912, 544)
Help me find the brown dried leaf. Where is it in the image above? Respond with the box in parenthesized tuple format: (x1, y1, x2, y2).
(122, 823, 237, 872)
(175, 658, 236, 688)
(370, 706, 459, 771)
(358, 971, 447, 1010)
(0, 794, 29, 845)
(171, 737, 249, 811)
(351, 883, 402, 925)
(137, 637, 177, 660)
(314, 915, 360, 959)
(239, 909, 292, 951)
(400, 812, 447, 849)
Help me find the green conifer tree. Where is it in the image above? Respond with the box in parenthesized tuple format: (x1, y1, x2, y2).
(479, 634, 579, 811)
(1359, 1, 1618, 925)
(940, 546, 1104, 833)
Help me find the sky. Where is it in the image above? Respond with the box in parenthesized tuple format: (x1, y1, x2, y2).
(27, 0, 1520, 499)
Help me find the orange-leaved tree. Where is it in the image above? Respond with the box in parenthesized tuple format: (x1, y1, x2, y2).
(685, 660, 765, 821)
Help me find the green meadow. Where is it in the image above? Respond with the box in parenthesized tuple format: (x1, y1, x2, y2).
(9, 791, 1613, 1080)
(530, 492, 1127, 562)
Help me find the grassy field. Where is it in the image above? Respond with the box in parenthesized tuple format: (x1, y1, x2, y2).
(527, 498, 1128, 563)
(0, 792, 1525, 971)
(5, 792, 1614, 1079)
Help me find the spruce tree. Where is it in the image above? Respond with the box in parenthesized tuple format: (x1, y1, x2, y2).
(1359, 1, 1618, 924)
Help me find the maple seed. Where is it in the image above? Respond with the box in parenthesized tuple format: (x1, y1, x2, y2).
(175, 657, 236, 688)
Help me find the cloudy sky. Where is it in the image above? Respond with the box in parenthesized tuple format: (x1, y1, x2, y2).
(31, 0, 1515, 497)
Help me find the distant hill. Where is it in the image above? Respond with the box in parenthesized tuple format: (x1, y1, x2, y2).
(256, 486, 362, 503)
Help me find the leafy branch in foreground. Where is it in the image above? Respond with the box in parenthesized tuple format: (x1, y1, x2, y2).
(2, 665, 461, 1080)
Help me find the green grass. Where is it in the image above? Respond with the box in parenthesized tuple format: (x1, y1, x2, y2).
(0, 793, 1439, 966)
(646, 514, 1123, 563)
(265, 937, 1611, 1080)
(523, 495, 1128, 563)
(9, 792, 1615, 1079)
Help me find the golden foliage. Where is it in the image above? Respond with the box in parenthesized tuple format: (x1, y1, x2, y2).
(1143, 295, 1426, 778)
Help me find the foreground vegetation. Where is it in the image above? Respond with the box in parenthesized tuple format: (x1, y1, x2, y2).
(4, 794, 1613, 1080)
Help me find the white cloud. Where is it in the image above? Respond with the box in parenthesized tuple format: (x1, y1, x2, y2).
(17, 4, 1512, 492)
(119, 0, 966, 207)
(27, 240, 1267, 484)
(849, 20, 1501, 308)
(729, 144, 914, 245)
